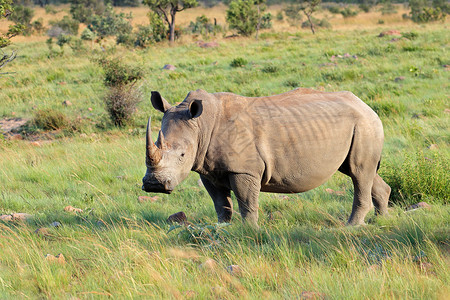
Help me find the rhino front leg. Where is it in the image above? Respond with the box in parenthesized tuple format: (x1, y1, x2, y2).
(200, 175, 233, 223)
(229, 173, 261, 226)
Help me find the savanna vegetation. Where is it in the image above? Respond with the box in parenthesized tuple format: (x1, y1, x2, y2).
(0, 1, 449, 298)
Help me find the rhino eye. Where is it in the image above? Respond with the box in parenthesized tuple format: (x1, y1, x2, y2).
(181, 153, 185, 157)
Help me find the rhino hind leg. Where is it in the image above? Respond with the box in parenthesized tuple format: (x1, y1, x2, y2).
(200, 175, 233, 223)
(371, 174, 391, 216)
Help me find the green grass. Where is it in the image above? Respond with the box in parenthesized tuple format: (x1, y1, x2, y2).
(0, 23, 449, 298)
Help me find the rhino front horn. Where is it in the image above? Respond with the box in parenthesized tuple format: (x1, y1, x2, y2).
(146, 117, 162, 165)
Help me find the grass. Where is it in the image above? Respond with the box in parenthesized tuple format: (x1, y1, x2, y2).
(0, 4, 449, 299)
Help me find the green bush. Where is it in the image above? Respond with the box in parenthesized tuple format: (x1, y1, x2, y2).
(104, 85, 142, 127)
(382, 150, 449, 205)
(8, 5, 34, 35)
(301, 17, 331, 30)
(230, 57, 248, 68)
(70, 0, 105, 24)
(187, 15, 222, 36)
(226, 0, 258, 36)
(402, 31, 419, 40)
(260, 12, 272, 29)
(81, 28, 96, 41)
(340, 7, 359, 18)
(48, 16, 79, 37)
(31, 18, 45, 34)
(33, 109, 70, 130)
(284, 4, 302, 26)
(97, 57, 144, 87)
(87, 5, 133, 39)
(409, 0, 448, 23)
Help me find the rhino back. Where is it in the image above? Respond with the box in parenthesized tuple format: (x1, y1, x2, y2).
(203, 90, 382, 193)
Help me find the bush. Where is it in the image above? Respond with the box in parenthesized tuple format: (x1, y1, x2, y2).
(88, 5, 133, 39)
(380, 1, 397, 15)
(33, 109, 69, 130)
(402, 31, 419, 40)
(260, 12, 272, 29)
(301, 17, 331, 30)
(187, 15, 222, 36)
(409, 0, 448, 23)
(340, 7, 359, 18)
(382, 151, 449, 205)
(8, 5, 34, 35)
(81, 28, 96, 41)
(48, 16, 79, 37)
(284, 4, 302, 26)
(31, 18, 45, 34)
(276, 11, 283, 21)
(70, 0, 105, 24)
(97, 57, 144, 87)
(104, 85, 142, 126)
(230, 57, 248, 68)
(226, 0, 258, 36)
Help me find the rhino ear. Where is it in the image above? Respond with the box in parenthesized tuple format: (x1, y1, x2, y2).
(189, 100, 203, 118)
(151, 91, 172, 113)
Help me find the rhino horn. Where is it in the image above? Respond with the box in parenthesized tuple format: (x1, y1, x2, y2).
(146, 117, 162, 165)
(157, 130, 167, 150)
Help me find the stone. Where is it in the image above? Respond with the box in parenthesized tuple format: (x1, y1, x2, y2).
(138, 196, 159, 203)
(88, 107, 93, 111)
(378, 30, 401, 37)
(0, 214, 13, 221)
(64, 205, 83, 213)
(299, 291, 326, 299)
(406, 202, 431, 211)
(45, 253, 66, 264)
(50, 221, 62, 228)
(167, 211, 187, 224)
(11, 213, 32, 221)
(62, 100, 72, 106)
(162, 64, 176, 71)
(428, 144, 438, 150)
(395, 76, 405, 82)
(226, 264, 242, 276)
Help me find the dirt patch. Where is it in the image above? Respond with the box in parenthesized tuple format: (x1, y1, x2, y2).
(0, 118, 28, 134)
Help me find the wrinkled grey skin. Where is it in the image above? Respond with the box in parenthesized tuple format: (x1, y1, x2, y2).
(142, 88, 391, 226)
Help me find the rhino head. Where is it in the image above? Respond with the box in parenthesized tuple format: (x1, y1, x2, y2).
(142, 91, 203, 194)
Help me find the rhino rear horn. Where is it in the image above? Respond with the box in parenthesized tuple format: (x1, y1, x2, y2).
(146, 117, 162, 165)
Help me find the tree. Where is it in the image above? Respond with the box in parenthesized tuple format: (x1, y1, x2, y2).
(299, 0, 321, 34)
(69, 0, 105, 24)
(143, 0, 198, 43)
(409, 0, 448, 22)
(226, 0, 258, 36)
(88, 5, 133, 40)
(1, 0, 24, 73)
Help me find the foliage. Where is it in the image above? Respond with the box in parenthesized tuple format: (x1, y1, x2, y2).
(80, 27, 96, 40)
(187, 15, 222, 36)
(0, 0, 23, 72)
(284, 4, 302, 25)
(382, 151, 449, 205)
(340, 7, 359, 18)
(48, 16, 79, 36)
(276, 10, 283, 20)
(230, 57, 247, 67)
(402, 31, 419, 40)
(69, 0, 105, 23)
(380, 0, 397, 15)
(111, 0, 140, 6)
(226, 0, 258, 36)
(147, 11, 167, 42)
(168, 223, 230, 246)
(33, 108, 70, 130)
(260, 12, 272, 29)
(301, 16, 331, 29)
(88, 5, 133, 40)
(7, 4, 34, 35)
(143, 0, 198, 43)
(97, 57, 144, 87)
(409, 0, 448, 22)
(104, 85, 142, 126)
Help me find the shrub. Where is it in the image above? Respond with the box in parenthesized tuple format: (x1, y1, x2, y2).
(104, 85, 142, 126)
(340, 7, 358, 18)
(226, 0, 258, 36)
(262, 64, 278, 73)
(8, 5, 34, 35)
(260, 12, 272, 29)
(97, 57, 144, 87)
(81, 28, 96, 41)
(31, 18, 45, 34)
(382, 150, 449, 205)
(187, 15, 222, 36)
(301, 17, 331, 30)
(45, 5, 58, 15)
(409, 0, 448, 23)
(88, 5, 133, 39)
(33, 109, 69, 130)
(230, 57, 248, 68)
(276, 11, 283, 21)
(380, 1, 397, 15)
(402, 31, 419, 40)
(284, 4, 302, 26)
(70, 0, 105, 24)
(48, 16, 79, 36)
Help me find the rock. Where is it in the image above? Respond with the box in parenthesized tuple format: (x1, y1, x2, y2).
(88, 107, 93, 111)
(30, 141, 41, 147)
(197, 178, 204, 187)
(0, 214, 13, 221)
(167, 211, 187, 224)
(34, 227, 50, 236)
(325, 188, 345, 196)
(443, 64, 450, 71)
(79, 133, 87, 138)
(226, 264, 242, 276)
(299, 291, 326, 299)
(378, 30, 401, 37)
(394, 76, 405, 82)
(8, 134, 23, 141)
(62, 100, 72, 106)
(406, 202, 431, 211)
(11, 213, 32, 221)
(45, 253, 66, 264)
(50, 221, 62, 228)
(64, 205, 83, 213)
(428, 144, 438, 150)
(138, 195, 159, 203)
(162, 64, 176, 71)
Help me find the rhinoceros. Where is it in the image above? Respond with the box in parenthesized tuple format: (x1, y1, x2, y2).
(142, 88, 391, 226)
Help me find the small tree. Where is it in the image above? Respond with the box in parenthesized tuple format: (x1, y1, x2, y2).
(69, 0, 105, 24)
(1, 0, 24, 73)
(143, 0, 198, 43)
(409, 0, 448, 22)
(226, 0, 258, 36)
(299, 0, 321, 34)
(88, 5, 133, 41)
(8, 4, 34, 35)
